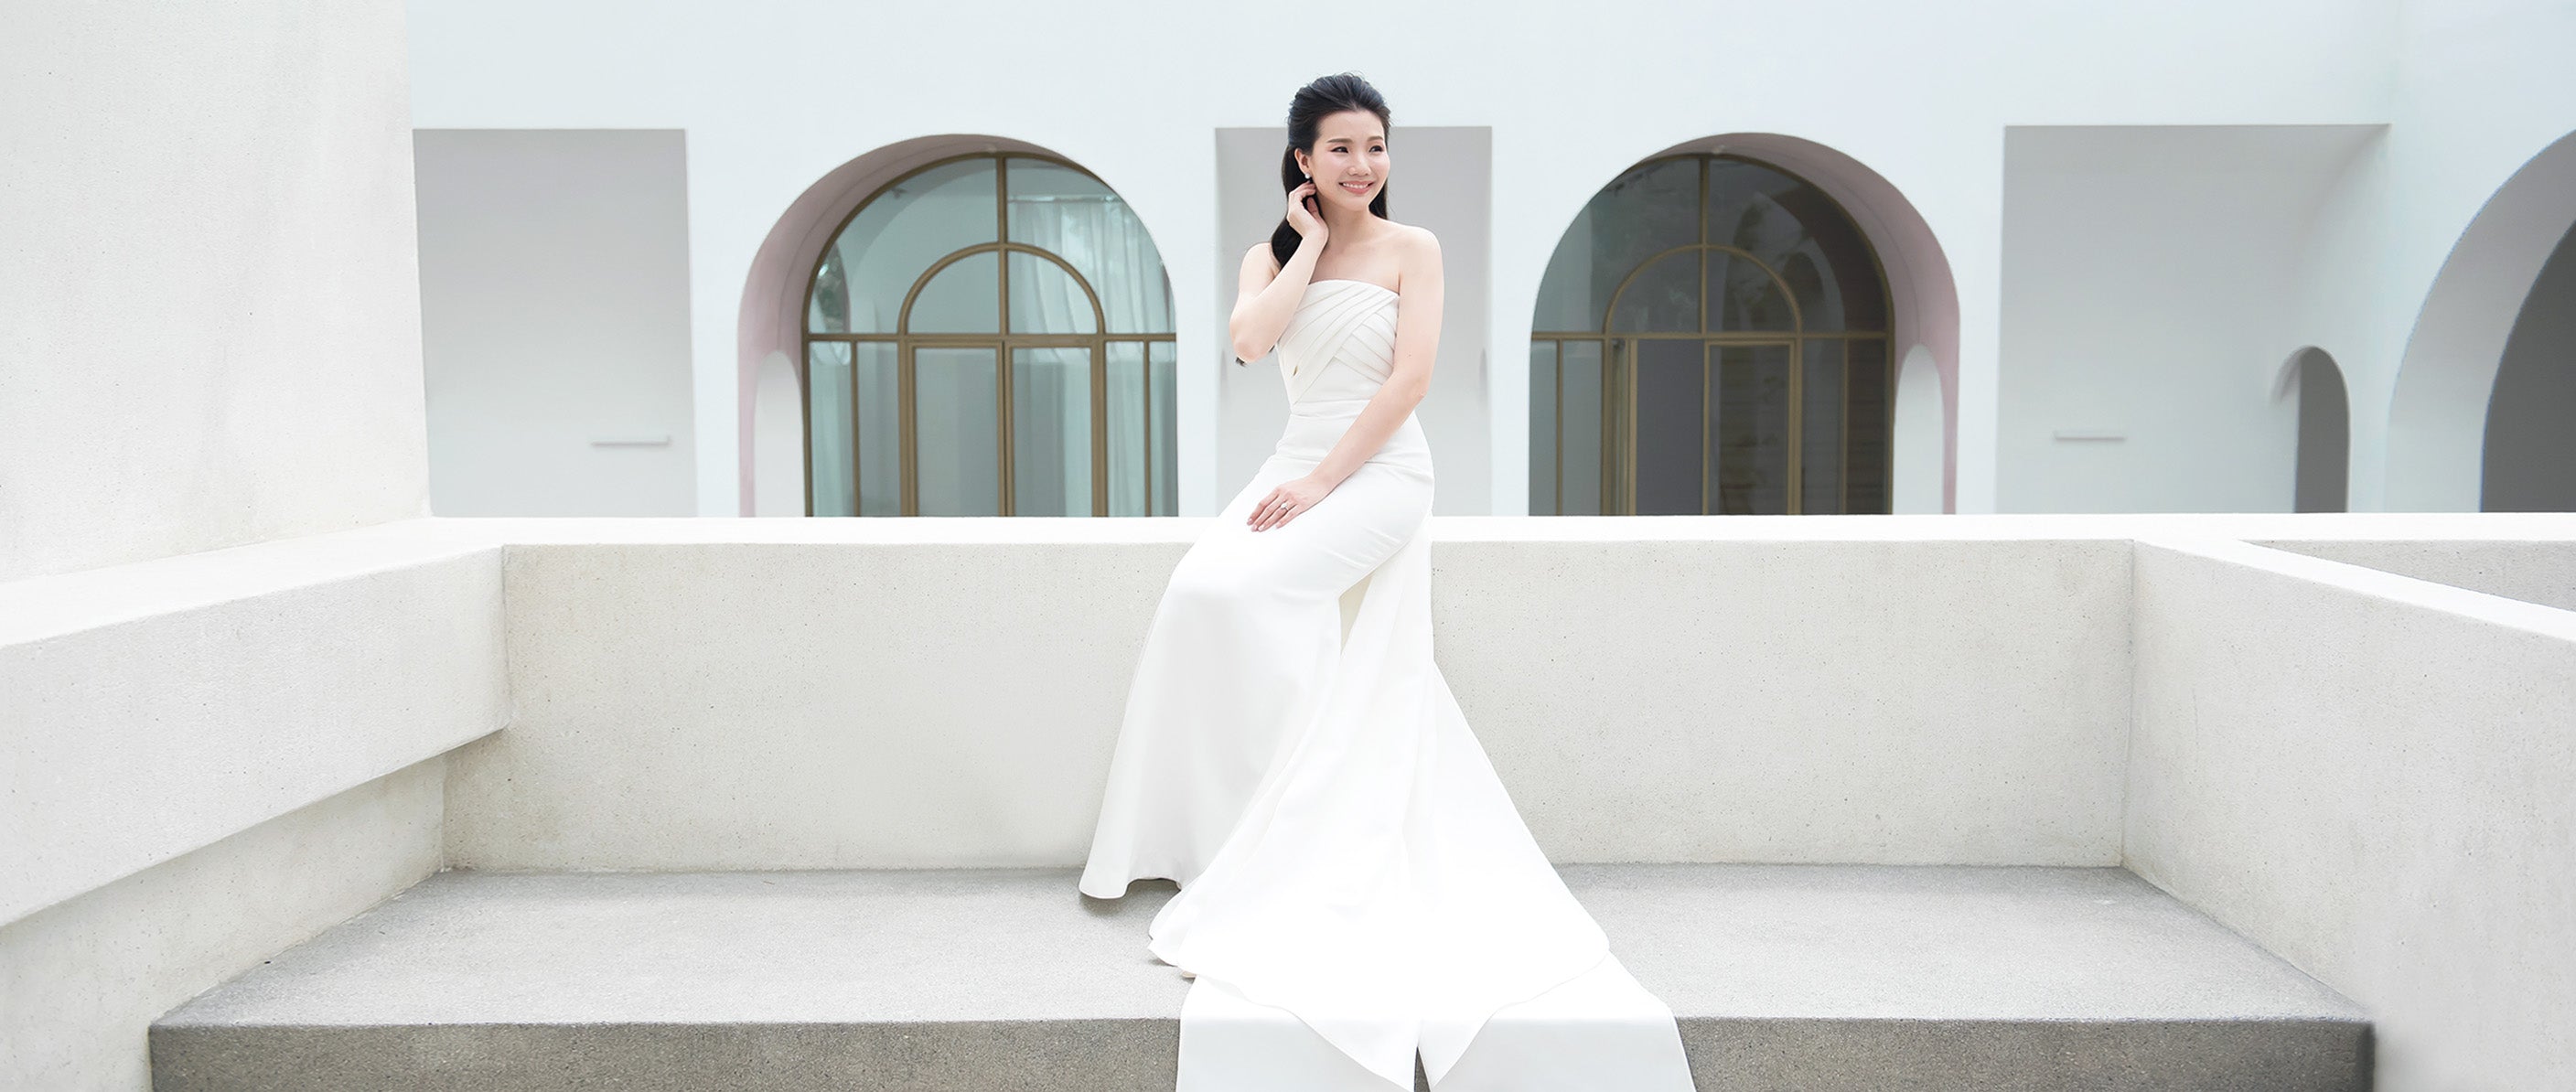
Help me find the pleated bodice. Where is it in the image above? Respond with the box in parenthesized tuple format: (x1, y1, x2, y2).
(1266, 277, 1432, 478)
(1276, 278, 1401, 405)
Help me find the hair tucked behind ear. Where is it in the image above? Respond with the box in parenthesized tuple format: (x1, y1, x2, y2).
(1242, 72, 1393, 366)
(1272, 72, 1392, 269)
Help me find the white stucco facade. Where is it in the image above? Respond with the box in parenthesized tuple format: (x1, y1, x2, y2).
(2, 1, 431, 581)
(401, 0, 2575, 519)
(8, 3, 2576, 1088)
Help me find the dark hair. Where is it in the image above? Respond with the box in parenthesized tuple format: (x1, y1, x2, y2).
(1242, 73, 1392, 365)
(1272, 72, 1392, 270)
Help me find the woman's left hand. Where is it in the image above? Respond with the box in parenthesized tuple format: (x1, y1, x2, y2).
(1248, 475, 1335, 531)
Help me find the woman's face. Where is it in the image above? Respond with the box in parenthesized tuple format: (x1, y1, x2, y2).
(1299, 109, 1389, 209)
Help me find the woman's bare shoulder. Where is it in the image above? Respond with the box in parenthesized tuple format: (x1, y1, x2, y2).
(1241, 241, 1281, 281)
(1397, 225, 1442, 284)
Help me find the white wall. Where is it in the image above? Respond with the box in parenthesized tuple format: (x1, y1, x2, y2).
(1997, 126, 2379, 512)
(0, 532, 506, 925)
(415, 129, 698, 516)
(402, 0, 2410, 518)
(447, 523, 2135, 871)
(2127, 538, 2576, 1089)
(0, 0, 429, 581)
(2337, 0, 2576, 510)
(0, 521, 506, 1090)
(0, 5, 466, 1085)
(2, 760, 445, 1091)
(1892, 346, 1944, 513)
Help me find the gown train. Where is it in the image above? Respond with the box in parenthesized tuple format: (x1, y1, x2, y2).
(1078, 276, 1696, 1092)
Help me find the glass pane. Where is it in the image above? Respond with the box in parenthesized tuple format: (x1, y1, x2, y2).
(1608, 250, 1700, 334)
(1713, 344, 1791, 515)
(807, 342, 854, 516)
(1007, 251, 1100, 334)
(1534, 156, 1701, 332)
(855, 342, 901, 516)
(1530, 341, 1559, 515)
(916, 346, 1000, 515)
(1843, 339, 1891, 513)
(1005, 157, 1175, 334)
(1149, 341, 1177, 516)
(1106, 341, 1147, 516)
(811, 157, 998, 334)
(1633, 338, 1705, 515)
(1707, 249, 1796, 332)
(1800, 341, 1846, 514)
(1011, 346, 1091, 516)
(809, 247, 853, 336)
(1560, 340, 1603, 516)
(907, 251, 1000, 333)
(1706, 157, 1886, 333)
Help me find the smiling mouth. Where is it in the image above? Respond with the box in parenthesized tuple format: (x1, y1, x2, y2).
(1339, 181, 1373, 193)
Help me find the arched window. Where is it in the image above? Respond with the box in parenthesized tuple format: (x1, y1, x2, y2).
(803, 153, 1176, 516)
(1530, 154, 1892, 514)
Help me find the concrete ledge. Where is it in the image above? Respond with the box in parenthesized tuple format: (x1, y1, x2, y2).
(151, 864, 2367, 1091)
(2259, 536, 2576, 610)
(447, 534, 2131, 870)
(0, 523, 505, 926)
(2128, 539, 2576, 1088)
(381, 510, 2576, 546)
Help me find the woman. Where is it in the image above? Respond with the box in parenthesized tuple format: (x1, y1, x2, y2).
(1079, 73, 1696, 1092)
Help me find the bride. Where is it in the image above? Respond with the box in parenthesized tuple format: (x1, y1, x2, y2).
(1078, 72, 1697, 1092)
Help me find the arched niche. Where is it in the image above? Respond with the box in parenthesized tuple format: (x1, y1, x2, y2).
(2275, 347, 2351, 513)
(2387, 128, 2576, 510)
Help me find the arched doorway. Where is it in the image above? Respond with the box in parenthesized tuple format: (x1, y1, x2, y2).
(1530, 153, 1894, 514)
(799, 152, 1177, 516)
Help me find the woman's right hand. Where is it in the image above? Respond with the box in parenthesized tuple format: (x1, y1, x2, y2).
(1286, 181, 1328, 243)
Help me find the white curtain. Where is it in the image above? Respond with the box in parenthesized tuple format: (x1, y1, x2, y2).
(1008, 188, 1166, 514)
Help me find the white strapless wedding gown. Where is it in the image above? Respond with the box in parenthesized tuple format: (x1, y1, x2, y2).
(1079, 277, 1697, 1092)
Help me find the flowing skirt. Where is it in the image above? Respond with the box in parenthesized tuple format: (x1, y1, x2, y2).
(1080, 398, 1695, 1092)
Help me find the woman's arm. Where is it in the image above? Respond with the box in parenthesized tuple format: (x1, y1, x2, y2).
(1248, 228, 1442, 530)
(1229, 237, 1324, 360)
(1304, 227, 1439, 489)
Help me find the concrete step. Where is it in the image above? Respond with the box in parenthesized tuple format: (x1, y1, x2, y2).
(150, 864, 2369, 1091)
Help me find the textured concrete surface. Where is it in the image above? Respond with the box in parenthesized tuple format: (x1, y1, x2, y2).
(2130, 538, 2576, 1089)
(434, 511, 2575, 876)
(4, 758, 444, 1092)
(152, 864, 2367, 1090)
(2, 0, 427, 583)
(0, 540, 503, 926)
(451, 534, 2132, 873)
(2262, 536, 2576, 611)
